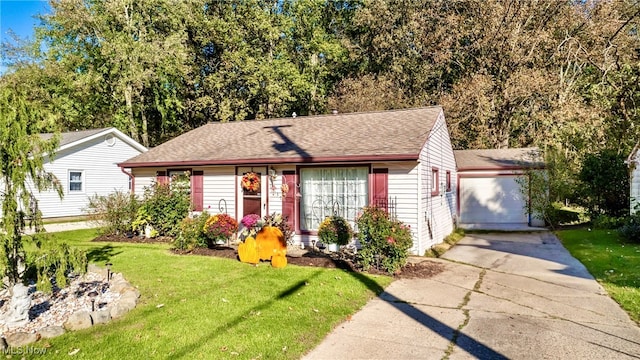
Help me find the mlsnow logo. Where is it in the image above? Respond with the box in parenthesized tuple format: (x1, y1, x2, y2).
(3, 346, 47, 355)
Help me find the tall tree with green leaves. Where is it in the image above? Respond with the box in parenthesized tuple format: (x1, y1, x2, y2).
(0, 80, 61, 286)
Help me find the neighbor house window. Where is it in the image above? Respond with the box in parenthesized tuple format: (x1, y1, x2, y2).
(300, 167, 368, 231)
(446, 170, 452, 192)
(69, 171, 83, 192)
(431, 167, 439, 196)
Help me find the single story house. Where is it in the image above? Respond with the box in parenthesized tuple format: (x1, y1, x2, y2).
(120, 107, 457, 255)
(454, 148, 544, 229)
(35, 128, 147, 219)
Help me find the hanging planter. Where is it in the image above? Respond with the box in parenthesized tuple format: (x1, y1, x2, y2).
(241, 172, 261, 192)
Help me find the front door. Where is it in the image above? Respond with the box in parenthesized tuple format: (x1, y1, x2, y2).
(237, 167, 267, 219)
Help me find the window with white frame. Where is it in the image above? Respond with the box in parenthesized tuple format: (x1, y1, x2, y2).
(69, 171, 83, 192)
(300, 167, 368, 231)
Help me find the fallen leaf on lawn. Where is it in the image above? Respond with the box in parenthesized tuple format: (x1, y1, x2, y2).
(282, 346, 287, 352)
(221, 298, 229, 303)
(312, 309, 319, 313)
(346, 315, 352, 321)
(180, 298, 187, 302)
(68, 348, 80, 356)
(335, 276, 341, 280)
(230, 351, 239, 356)
(156, 304, 165, 308)
(220, 346, 228, 351)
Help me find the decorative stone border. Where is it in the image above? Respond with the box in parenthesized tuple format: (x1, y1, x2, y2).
(0, 265, 140, 349)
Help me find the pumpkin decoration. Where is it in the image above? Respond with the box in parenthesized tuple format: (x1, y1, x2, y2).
(255, 226, 286, 261)
(238, 236, 259, 264)
(271, 253, 287, 268)
(241, 172, 261, 192)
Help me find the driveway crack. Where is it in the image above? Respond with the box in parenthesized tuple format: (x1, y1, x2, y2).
(442, 269, 486, 360)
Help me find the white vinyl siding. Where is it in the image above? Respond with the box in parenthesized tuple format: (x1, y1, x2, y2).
(36, 133, 145, 218)
(632, 157, 640, 214)
(418, 111, 457, 255)
(202, 167, 236, 216)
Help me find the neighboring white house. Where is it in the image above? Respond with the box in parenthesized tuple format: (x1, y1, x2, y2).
(34, 128, 147, 219)
(120, 107, 458, 255)
(454, 148, 545, 229)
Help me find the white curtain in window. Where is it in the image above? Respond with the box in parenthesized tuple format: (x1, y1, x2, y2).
(300, 167, 368, 230)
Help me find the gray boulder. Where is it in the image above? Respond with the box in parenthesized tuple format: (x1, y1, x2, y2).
(37, 326, 65, 339)
(5, 332, 38, 347)
(90, 309, 111, 325)
(63, 310, 93, 331)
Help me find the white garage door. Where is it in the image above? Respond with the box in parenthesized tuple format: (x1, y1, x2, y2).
(459, 176, 528, 224)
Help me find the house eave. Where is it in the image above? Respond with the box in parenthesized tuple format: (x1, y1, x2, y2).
(457, 165, 545, 172)
(119, 153, 419, 169)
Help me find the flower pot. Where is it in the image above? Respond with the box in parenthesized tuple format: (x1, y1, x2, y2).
(327, 243, 339, 252)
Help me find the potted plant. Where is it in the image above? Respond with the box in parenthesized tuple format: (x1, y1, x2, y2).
(203, 213, 238, 247)
(317, 215, 352, 252)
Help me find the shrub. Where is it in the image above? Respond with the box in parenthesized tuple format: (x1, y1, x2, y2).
(618, 214, 640, 243)
(203, 213, 238, 246)
(174, 211, 210, 250)
(592, 214, 627, 229)
(356, 206, 413, 274)
(263, 213, 294, 246)
(239, 213, 264, 240)
(138, 175, 191, 236)
(29, 238, 87, 293)
(84, 191, 140, 235)
(318, 215, 352, 246)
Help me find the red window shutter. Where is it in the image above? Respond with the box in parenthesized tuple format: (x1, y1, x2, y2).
(191, 171, 204, 211)
(370, 168, 388, 210)
(282, 171, 297, 231)
(156, 171, 169, 185)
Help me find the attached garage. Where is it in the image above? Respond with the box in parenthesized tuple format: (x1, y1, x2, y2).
(455, 148, 543, 229)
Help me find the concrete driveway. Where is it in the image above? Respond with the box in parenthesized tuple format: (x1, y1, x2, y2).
(303, 232, 640, 359)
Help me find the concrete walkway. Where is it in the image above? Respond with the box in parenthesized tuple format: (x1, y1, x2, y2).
(24, 221, 98, 234)
(303, 232, 640, 360)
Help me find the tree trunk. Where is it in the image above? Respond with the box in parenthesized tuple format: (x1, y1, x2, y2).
(140, 94, 149, 147)
(124, 85, 139, 143)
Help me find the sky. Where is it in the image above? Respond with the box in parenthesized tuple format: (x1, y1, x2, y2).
(0, 0, 51, 73)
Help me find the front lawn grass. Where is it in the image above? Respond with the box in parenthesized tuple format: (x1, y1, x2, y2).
(39, 229, 392, 359)
(556, 229, 640, 324)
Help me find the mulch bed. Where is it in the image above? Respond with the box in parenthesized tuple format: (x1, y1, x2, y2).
(93, 235, 445, 279)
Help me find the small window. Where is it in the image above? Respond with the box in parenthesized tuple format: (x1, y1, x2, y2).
(69, 171, 83, 192)
(431, 167, 439, 196)
(446, 171, 452, 192)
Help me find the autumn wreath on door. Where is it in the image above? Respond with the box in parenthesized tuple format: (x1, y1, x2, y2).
(241, 172, 261, 192)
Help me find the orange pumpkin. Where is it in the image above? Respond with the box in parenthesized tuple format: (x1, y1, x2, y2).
(256, 226, 286, 260)
(271, 253, 287, 268)
(238, 236, 259, 264)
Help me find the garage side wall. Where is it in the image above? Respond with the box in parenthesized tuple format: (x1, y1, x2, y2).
(631, 159, 640, 214)
(418, 111, 457, 255)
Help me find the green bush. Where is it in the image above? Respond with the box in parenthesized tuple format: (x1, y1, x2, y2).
(84, 191, 140, 235)
(174, 212, 210, 250)
(592, 214, 627, 229)
(29, 238, 87, 293)
(618, 214, 640, 243)
(138, 175, 191, 236)
(356, 206, 413, 274)
(318, 215, 353, 246)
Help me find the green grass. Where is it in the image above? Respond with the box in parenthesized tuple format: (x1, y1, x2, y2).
(34, 229, 392, 359)
(556, 229, 640, 324)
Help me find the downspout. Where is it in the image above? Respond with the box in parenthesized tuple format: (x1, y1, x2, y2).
(120, 166, 135, 195)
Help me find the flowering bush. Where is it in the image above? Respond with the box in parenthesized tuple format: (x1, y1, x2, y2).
(203, 213, 238, 246)
(318, 215, 352, 246)
(241, 172, 261, 192)
(174, 211, 210, 250)
(239, 213, 264, 239)
(356, 206, 413, 274)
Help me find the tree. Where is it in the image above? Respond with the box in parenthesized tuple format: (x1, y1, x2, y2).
(578, 150, 630, 217)
(0, 80, 61, 286)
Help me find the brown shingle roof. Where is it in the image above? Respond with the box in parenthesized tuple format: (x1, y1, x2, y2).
(454, 148, 542, 170)
(120, 107, 443, 167)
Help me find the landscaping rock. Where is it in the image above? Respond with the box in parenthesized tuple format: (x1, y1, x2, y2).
(90, 310, 111, 325)
(110, 279, 135, 293)
(37, 326, 65, 339)
(5, 331, 38, 347)
(63, 311, 92, 331)
(109, 304, 131, 319)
